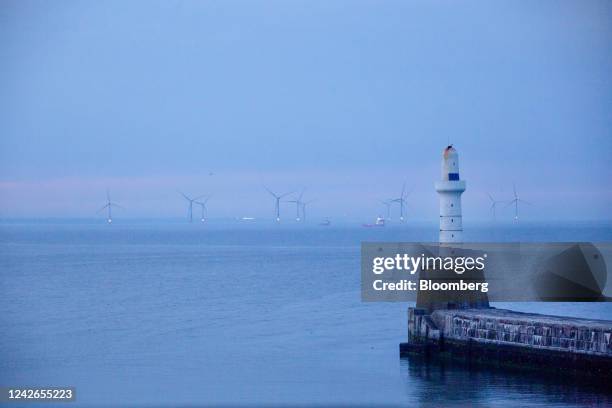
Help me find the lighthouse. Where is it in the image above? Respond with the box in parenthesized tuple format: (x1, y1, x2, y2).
(435, 145, 466, 243)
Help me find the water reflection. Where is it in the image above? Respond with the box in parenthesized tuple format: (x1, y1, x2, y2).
(401, 355, 611, 407)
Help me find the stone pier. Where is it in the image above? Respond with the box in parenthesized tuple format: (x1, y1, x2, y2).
(400, 307, 612, 377)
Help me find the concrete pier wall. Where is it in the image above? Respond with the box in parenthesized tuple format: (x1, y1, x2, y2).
(402, 307, 612, 376)
(433, 309, 612, 356)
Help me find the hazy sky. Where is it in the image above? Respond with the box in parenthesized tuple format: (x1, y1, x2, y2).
(1, 0, 611, 221)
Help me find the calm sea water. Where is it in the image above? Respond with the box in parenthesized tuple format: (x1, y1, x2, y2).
(0, 220, 610, 407)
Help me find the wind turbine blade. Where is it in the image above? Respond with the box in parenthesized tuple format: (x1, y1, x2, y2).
(110, 203, 125, 210)
(106, 189, 111, 203)
(97, 204, 110, 213)
(178, 191, 191, 201)
(487, 193, 494, 202)
(193, 194, 206, 201)
(504, 200, 517, 208)
(513, 184, 518, 199)
(518, 199, 532, 205)
(279, 191, 293, 198)
(264, 186, 277, 198)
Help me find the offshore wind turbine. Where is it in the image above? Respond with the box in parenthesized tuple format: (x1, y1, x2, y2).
(265, 187, 293, 222)
(506, 184, 531, 221)
(392, 183, 410, 222)
(288, 190, 305, 221)
(97, 190, 123, 224)
(487, 193, 504, 221)
(179, 191, 205, 223)
(381, 200, 392, 220)
(194, 197, 211, 222)
(301, 199, 316, 222)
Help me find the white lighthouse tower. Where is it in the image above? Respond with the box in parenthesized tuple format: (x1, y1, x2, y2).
(435, 145, 466, 243)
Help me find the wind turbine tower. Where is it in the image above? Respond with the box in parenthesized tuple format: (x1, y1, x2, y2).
(265, 187, 292, 222)
(392, 183, 409, 222)
(195, 197, 211, 222)
(301, 200, 315, 222)
(435, 145, 465, 243)
(180, 192, 205, 223)
(97, 190, 123, 224)
(288, 191, 304, 221)
(507, 184, 530, 222)
(487, 193, 503, 221)
(381, 200, 392, 220)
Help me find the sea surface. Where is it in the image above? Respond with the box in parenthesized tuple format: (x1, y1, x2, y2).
(0, 220, 610, 407)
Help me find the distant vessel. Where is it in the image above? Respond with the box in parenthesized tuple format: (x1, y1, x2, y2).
(363, 216, 385, 227)
(319, 218, 331, 226)
(241, 217, 255, 221)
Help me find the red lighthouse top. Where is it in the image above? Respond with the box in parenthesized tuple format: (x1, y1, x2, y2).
(443, 145, 456, 159)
